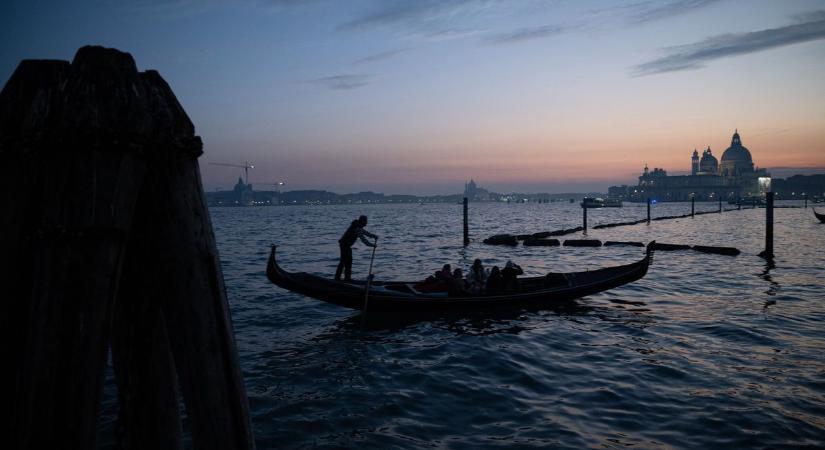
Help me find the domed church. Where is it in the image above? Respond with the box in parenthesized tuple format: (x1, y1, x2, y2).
(719, 129, 754, 176)
(630, 130, 769, 202)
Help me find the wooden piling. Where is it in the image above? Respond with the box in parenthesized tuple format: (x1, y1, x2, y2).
(647, 198, 651, 224)
(0, 46, 253, 449)
(718, 196, 722, 213)
(463, 197, 469, 246)
(760, 192, 775, 259)
(582, 204, 588, 233)
(691, 197, 695, 217)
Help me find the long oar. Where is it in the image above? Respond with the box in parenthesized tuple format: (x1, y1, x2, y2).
(362, 237, 378, 315)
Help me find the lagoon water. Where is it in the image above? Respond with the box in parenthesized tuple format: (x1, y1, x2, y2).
(103, 201, 825, 449)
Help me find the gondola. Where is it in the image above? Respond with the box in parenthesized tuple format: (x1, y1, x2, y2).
(266, 243, 654, 312)
(815, 209, 825, 223)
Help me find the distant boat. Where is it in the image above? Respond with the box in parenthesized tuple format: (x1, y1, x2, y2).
(580, 197, 604, 208)
(604, 198, 623, 208)
(730, 196, 764, 206)
(266, 244, 654, 312)
(815, 209, 825, 223)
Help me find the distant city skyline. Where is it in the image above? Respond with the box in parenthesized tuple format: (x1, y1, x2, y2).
(3, 0, 824, 194)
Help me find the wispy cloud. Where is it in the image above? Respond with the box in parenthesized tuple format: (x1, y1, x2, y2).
(485, 24, 566, 45)
(483, 0, 721, 45)
(340, 0, 499, 41)
(634, 11, 825, 75)
(611, 0, 723, 25)
(353, 48, 409, 65)
(308, 74, 372, 90)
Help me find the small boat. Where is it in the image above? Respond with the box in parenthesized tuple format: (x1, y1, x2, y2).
(815, 209, 825, 223)
(266, 244, 654, 312)
(604, 198, 623, 208)
(580, 197, 605, 208)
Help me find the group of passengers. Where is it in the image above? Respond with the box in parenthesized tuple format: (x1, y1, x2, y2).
(414, 259, 524, 297)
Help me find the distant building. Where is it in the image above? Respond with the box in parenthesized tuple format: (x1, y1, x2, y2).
(628, 130, 769, 202)
(463, 179, 491, 201)
(232, 176, 254, 206)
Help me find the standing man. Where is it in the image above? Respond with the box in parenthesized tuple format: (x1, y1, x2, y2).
(335, 215, 377, 281)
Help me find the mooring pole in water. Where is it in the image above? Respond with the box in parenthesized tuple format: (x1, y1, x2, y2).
(0, 46, 254, 450)
(582, 204, 588, 233)
(463, 197, 469, 246)
(804, 194, 808, 209)
(647, 198, 651, 224)
(759, 192, 774, 259)
(691, 197, 695, 217)
(718, 196, 722, 213)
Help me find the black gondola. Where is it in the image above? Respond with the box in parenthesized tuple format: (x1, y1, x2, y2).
(815, 209, 825, 223)
(266, 243, 654, 312)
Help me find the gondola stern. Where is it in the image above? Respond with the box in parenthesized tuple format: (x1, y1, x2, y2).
(266, 244, 284, 284)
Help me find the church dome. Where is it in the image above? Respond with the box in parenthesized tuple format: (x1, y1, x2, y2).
(700, 149, 717, 164)
(721, 130, 752, 163)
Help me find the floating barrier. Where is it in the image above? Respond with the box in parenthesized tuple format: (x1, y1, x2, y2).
(530, 231, 553, 239)
(603, 241, 645, 247)
(648, 242, 691, 251)
(563, 239, 602, 247)
(483, 234, 518, 246)
(692, 245, 741, 256)
(523, 238, 560, 247)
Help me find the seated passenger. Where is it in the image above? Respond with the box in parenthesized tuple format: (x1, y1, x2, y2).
(414, 264, 454, 292)
(485, 266, 503, 294)
(435, 264, 452, 282)
(501, 261, 524, 292)
(448, 268, 470, 297)
(467, 259, 487, 295)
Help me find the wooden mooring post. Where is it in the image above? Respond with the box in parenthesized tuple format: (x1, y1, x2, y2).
(582, 204, 588, 233)
(718, 196, 722, 213)
(759, 192, 775, 259)
(647, 198, 651, 224)
(691, 197, 695, 217)
(463, 197, 469, 246)
(0, 46, 254, 450)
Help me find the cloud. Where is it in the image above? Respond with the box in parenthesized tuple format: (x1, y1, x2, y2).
(340, 0, 498, 41)
(353, 48, 409, 64)
(633, 11, 825, 75)
(485, 24, 566, 45)
(483, 0, 721, 45)
(309, 74, 372, 90)
(613, 0, 723, 25)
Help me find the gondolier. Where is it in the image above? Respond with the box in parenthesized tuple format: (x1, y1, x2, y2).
(335, 215, 377, 281)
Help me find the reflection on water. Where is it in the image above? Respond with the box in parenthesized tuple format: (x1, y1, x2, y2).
(96, 201, 825, 449)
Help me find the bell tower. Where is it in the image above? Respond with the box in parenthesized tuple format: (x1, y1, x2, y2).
(691, 149, 699, 175)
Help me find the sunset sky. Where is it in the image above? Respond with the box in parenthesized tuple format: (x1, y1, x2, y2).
(2, 0, 825, 194)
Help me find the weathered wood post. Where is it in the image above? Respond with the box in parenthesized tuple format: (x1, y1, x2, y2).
(582, 203, 588, 233)
(463, 197, 469, 246)
(691, 196, 695, 217)
(718, 195, 722, 213)
(804, 193, 808, 208)
(0, 46, 254, 450)
(647, 197, 651, 224)
(759, 192, 774, 259)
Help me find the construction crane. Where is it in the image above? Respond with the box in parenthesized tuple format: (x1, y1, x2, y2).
(209, 161, 254, 185)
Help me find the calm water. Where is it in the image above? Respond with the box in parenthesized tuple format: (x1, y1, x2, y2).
(103, 201, 825, 449)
